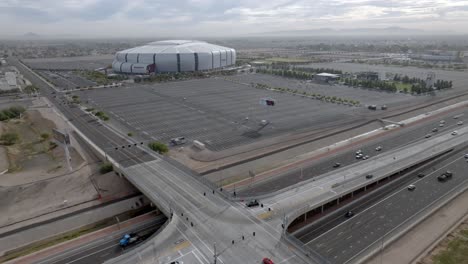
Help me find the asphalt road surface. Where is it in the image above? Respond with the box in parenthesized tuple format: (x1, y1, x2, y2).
(299, 145, 468, 264)
(36, 215, 167, 264)
(239, 107, 468, 196)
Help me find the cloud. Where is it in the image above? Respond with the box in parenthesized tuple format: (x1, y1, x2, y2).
(0, 0, 468, 37)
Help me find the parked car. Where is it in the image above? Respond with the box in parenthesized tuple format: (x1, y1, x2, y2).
(457, 121, 463, 126)
(263, 258, 274, 264)
(333, 163, 341, 168)
(170, 137, 187, 146)
(451, 131, 458, 135)
(432, 128, 438, 132)
(407, 185, 416, 191)
(375, 146, 382, 151)
(464, 153, 468, 159)
(417, 173, 425, 178)
(425, 134, 432, 138)
(439, 123, 444, 127)
(246, 199, 259, 207)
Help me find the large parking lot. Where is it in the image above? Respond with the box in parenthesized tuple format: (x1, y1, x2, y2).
(77, 77, 366, 151)
(22, 55, 113, 71)
(229, 73, 415, 107)
(38, 70, 96, 90)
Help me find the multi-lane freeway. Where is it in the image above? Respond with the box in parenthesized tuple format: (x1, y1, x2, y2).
(36, 215, 167, 264)
(238, 108, 468, 196)
(295, 145, 468, 263)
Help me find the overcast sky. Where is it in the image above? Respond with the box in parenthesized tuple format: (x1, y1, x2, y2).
(1, 0, 468, 37)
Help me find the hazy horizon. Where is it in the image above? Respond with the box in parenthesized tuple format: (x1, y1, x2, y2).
(1, 0, 468, 38)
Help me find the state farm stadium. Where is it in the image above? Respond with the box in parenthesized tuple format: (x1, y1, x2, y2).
(112, 40, 236, 74)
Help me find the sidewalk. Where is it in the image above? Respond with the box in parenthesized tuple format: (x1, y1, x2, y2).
(6, 212, 156, 264)
(365, 189, 468, 264)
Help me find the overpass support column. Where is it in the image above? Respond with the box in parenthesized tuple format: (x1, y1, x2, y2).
(321, 205, 324, 214)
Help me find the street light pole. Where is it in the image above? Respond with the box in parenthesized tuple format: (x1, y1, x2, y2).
(213, 243, 217, 264)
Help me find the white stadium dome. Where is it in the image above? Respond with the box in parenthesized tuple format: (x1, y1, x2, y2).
(112, 40, 236, 74)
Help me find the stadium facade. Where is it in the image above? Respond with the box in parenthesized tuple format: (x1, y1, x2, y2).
(112, 40, 236, 74)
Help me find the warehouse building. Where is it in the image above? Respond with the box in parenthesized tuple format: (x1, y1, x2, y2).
(112, 40, 236, 74)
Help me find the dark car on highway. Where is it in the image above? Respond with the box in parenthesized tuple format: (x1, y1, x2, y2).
(438, 171, 453, 182)
(417, 173, 425, 178)
(345, 211, 354, 218)
(365, 174, 373, 179)
(333, 162, 341, 168)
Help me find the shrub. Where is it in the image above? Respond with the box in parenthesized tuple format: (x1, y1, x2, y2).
(40, 133, 50, 141)
(99, 163, 113, 174)
(148, 141, 169, 154)
(0, 132, 19, 146)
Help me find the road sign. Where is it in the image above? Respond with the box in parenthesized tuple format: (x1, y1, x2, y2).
(52, 129, 70, 145)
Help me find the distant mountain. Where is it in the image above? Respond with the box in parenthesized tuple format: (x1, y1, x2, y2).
(256, 27, 452, 36)
(23, 32, 41, 38)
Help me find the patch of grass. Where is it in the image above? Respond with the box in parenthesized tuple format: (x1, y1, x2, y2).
(99, 163, 113, 174)
(94, 111, 109, 121)
(432, 229, 468, 264)
(265, 57, 311, 63)
(392, 81, 413, 92)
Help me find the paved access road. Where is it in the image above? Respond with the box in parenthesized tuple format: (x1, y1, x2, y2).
(301, 146, 468, 264)
(238, 107, 468, 196)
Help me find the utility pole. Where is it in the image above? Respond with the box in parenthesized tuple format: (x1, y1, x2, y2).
(213, 243, 217, 264)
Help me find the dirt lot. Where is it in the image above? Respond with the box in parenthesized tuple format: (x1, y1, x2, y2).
(0, 122, 7, 173)
(0, 98, 138, 230)
(0, 110, 84, 184)
(419, 218, 468, 264)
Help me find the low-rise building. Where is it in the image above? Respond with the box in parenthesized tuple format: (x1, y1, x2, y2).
(315, 72, 340, 83)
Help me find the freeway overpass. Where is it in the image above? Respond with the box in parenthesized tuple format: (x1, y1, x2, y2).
(10, 58, 468, 264)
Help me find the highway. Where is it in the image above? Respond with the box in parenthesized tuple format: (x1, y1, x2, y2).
(36, 215, 167, 264)
(300, 146, 468, 264)
(238, 107, 468, 196)
(10, 57, 468, 264)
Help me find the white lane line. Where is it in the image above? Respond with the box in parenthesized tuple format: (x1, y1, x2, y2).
(278, 255, 296, 263)
(61, 244, 116, 264)
(192, 249, 206, 263)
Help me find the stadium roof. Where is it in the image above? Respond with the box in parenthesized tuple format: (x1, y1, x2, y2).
(118, 40, 232, 55)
